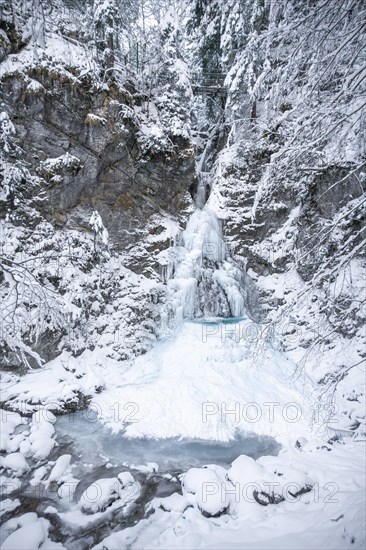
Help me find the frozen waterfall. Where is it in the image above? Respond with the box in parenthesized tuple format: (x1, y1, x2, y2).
(159, 163, 256, 328)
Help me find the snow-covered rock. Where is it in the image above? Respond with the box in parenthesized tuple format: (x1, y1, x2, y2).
(48, 455, 72, 483)
(153, 493, 191, 514)
(0, 476, 22, 495)
(79, 473, 139, 514)
(28, 413, 56, 460)
(1, 513, 63, 549)
(226, 454, 265, 485)
(128, 462, 158, 474)
(30, 466, 48, 486)
(0, 498, 20, 519)
(182, 466, 229, 517)
(0, 410, 26, 453)
(2, 453, 29, 476)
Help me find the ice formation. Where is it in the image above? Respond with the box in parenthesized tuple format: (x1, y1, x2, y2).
(160, 169, 251, 326)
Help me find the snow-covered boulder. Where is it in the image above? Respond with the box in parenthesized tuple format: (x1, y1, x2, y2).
(79, 478, 120, 514)
(182, 467, 229, 517)
(30, 466, 48, 487)
(2, 520, 46, 549)
(1, 513, 61, 550)
(0, 476, 22, 495)
(27, 413, 56, 460)
(0, 410, 26, 453)
(225, 454, 314, 508)
(255, 461, 314, 504)
(226, 455, 265, 486)
(117, 471, 135, 486)
(2, 453, 29, 476)
(0, 498, 20, 519)
(79, 472, 139, 514)
(153, 493, 191, 513)
(48, 455, 72, 483)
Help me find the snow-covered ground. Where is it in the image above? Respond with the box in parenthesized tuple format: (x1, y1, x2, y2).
(90, 318, 315, 442)
(95, 440, 366, 550)
(1, 318, 365, 549)
(1, 318, 315, 442)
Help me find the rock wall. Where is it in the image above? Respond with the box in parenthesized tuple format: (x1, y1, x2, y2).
(1, 71, 194, 262)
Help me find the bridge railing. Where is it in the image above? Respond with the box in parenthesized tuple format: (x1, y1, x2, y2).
(190, 72, 226, 88)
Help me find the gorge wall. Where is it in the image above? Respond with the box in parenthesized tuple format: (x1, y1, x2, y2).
(0, 0, 365, 427)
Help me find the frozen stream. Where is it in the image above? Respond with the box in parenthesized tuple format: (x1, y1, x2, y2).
(55, 411, 281, 474)
(55, 317, 286, 475)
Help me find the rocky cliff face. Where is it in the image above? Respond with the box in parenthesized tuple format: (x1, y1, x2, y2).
(1, 70, 194, 268)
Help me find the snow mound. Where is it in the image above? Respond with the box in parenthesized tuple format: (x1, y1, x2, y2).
(27, 412, 56, 460)
(92, 319, 314, 443)
(1, 453, 29, 476)
(48, 455, 72, 483)
(0, 410, 26, 453)
(183, 466, 229, 517)
(1, 512, 64, 550)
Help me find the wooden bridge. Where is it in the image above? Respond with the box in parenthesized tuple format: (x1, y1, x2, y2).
(191, 72, 227, 96)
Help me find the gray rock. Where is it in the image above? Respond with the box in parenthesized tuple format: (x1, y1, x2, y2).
(1, 71, 195, 259)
